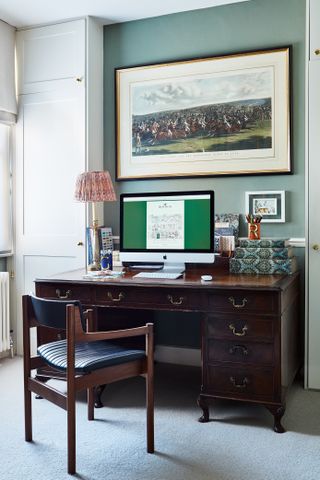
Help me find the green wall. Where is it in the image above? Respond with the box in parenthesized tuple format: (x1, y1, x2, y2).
(103, 0, 306, 239)
(103, 0, 306, 349)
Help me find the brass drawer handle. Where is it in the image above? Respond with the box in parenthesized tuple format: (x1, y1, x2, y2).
(107, 291, 124, 302)
(56, 289, 71, 299)
(228, 323, 248, 337)
(315, 49, 320, 56)
(230, 376, 249, 389)
(228, 296, 247, 308)
(167, 295, 184, 305)
(229, 345, 248, 356)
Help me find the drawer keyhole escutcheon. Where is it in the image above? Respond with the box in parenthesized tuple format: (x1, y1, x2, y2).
(56, 289, 71, 299)
(229, 344, 248, 355)
(228, 296, 247, 308)
(229, 323, 248, 337)
(230, 376, 249, 388)
(167, 295, 184, 305)
(107, 291, 124, 302)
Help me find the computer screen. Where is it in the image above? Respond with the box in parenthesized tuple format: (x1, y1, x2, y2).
(120, 191, 215, 268)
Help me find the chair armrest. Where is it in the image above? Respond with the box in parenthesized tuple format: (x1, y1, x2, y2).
(82, 324, 153, 342)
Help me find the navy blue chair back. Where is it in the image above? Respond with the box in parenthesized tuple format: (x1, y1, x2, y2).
(30, 295, 85, 330)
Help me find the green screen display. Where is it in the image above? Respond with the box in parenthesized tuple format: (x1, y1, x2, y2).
(122, 193, 212, 251)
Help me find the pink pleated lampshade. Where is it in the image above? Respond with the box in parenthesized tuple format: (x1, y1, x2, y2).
(74, 171, 116, 202)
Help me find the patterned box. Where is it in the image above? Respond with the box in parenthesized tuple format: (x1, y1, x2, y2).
(234, 246, 293, 260)
(238, 238, 289, 249)
(230, 257, 297, 275)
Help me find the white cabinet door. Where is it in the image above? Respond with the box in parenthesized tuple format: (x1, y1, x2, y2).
(14, 87, 86, 352)
(307, 60, 320, 389)
(17, 20, 85, 94)
(310, 0, 320, 61)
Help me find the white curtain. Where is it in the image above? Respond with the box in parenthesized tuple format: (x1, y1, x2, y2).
(0, 20, 16, 123)
(0, 124, 12, 254)
(0, 19, 15, 254)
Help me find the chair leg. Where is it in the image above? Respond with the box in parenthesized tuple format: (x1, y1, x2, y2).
(24, 381, 32, 442)
(87, 388, 95, 421)
(67, 393, 76, 474)
(146, 371, 154, 453)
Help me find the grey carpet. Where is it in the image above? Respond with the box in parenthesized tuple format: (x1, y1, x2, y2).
(1, 356, 320, 480)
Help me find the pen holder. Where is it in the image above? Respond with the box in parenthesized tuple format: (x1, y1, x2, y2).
(248, 223, 261, 240)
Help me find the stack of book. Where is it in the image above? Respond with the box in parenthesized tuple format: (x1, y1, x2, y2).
(230, 238, 297, 274)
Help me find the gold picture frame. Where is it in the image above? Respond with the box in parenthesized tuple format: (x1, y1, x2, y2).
(116, 47, 290, 180)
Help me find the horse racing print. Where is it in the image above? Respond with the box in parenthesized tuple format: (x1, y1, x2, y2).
(116, 48, 290, 180)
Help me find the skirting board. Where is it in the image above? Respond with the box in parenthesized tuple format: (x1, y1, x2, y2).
(155, 345, 201, 367)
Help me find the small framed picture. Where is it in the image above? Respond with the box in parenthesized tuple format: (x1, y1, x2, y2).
(245, 191, 285, 223)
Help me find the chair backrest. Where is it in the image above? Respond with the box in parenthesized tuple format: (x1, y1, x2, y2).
(30, 295, 85, 330)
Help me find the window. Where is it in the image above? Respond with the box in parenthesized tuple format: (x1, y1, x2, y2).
(0, 123, 12, 255)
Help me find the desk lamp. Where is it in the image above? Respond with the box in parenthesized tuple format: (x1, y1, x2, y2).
(74, 171, 116, 270)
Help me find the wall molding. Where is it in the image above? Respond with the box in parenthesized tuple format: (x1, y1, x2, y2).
(155, 345, 201, 367)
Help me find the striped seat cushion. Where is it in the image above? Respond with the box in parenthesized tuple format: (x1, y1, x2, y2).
(38, 340, 145, 374)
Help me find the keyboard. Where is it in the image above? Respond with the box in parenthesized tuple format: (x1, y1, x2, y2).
(133, 271, 183, 279)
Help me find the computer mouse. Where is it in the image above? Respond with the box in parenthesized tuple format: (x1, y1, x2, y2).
(201, 275, 212, 281)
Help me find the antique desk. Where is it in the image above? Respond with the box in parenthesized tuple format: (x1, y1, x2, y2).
(35, 266, 300, 433)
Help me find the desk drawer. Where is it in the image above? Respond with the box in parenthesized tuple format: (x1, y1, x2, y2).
(208, 290, 278, 315)
(95, 285, 204, 311)
(205, 365, 275, 399)
(206, 315, 275, 341)
(36, 283, 92, 303)
(207, 339, 275, 366)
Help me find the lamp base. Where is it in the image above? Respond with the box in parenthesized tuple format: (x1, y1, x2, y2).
(87, 262, 100, 271)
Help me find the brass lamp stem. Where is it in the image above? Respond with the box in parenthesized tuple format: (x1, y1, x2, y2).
(88, 202, 100, 271)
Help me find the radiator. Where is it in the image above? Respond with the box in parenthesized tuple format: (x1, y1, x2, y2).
(0, 272, 10, 353)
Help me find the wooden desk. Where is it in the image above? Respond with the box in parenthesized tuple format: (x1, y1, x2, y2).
(35, 267, 300, 433)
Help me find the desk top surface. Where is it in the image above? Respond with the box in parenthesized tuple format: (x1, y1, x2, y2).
(35, 267, 298, 292)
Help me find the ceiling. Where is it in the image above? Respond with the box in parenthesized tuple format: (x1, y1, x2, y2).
(0, 0, 248, 28)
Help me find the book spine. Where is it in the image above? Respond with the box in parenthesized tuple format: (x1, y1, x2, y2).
(234, 247, 293, 260)
(230, 257, 297, 275)
(86, 227, 93, 265)
(238, 239, 288, 248)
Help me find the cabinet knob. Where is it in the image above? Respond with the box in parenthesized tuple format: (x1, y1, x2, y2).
(315, 49, 320, 56)
(76, 76, 83, 83)
(107, 291, 124, 302)
(228, 296, 247, 308)
(56, 289, 71, 299)
(230, 376, 249, 389)
(229, 323, 248, 337)
(167, 295, 184, 305)
(312, 244, 320, 251)
(77, 241, 84, 246)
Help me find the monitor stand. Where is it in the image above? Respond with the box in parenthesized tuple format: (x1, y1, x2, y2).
(124, 262, 163, 271)
(125, 262, 185, 274)
(162, 263, 185, 274)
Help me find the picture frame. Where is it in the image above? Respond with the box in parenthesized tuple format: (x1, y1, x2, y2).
(116, 47, 290, 180)
(245, 190, 285, 223)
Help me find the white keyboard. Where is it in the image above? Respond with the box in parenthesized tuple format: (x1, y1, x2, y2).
(133, 271, 183, 279)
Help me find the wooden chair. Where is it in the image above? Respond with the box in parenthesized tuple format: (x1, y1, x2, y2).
(22, 294, 154, 475)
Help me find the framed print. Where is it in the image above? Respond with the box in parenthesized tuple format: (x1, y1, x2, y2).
(116, 47, 290, 180)
(245, 190, 285, 223)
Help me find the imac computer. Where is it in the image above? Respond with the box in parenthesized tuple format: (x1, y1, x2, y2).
(120, 190, 215, 273)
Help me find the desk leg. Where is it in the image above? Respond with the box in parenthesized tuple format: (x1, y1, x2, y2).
(94, 384, 106, 408)
(197, 394, 210, 423)
(265, 404, 286, 433)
